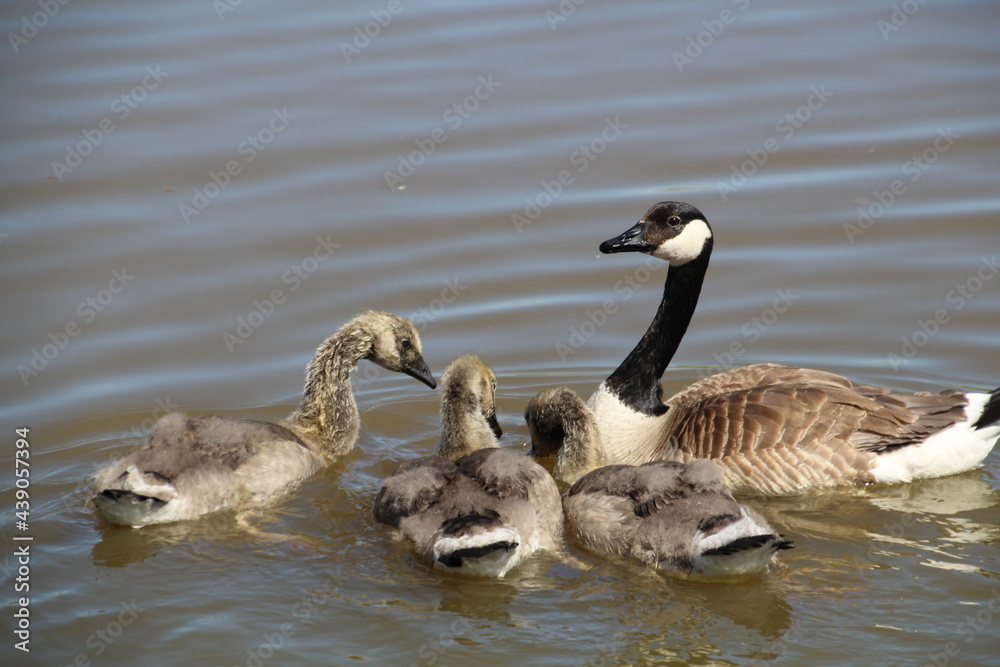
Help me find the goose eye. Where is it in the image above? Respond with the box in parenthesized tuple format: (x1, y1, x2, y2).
(668, 216, 681, 225)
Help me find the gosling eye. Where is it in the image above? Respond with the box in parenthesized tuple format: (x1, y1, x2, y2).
(400, 339, 413, 351)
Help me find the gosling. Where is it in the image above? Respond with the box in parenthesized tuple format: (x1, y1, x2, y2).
(93, 311, 436, 527)
(374, 354, 563, 578)
(526, 386, 791, 578)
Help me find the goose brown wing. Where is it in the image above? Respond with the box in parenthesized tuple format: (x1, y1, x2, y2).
(664, 364, 969, 492)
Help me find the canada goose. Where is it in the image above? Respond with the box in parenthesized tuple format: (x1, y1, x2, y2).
(586, 201, 1000, 494)
(526, 386, 790, 577)
(93, 311, 436, 527)
(374, 354, 563, 578)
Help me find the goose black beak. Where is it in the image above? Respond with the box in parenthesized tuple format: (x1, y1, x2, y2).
(600, 221, 654, 254)
(404, 356, 437, 389)
(487, 411, 503, 438)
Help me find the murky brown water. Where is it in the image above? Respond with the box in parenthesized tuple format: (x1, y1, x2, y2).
(2, 1, 999, 665)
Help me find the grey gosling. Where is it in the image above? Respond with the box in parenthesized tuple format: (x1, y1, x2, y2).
(93, 311, 436, 527)
(587, 201, 1000, 494)
(526, 386, 791, 578)
(374, 354, 563, 578)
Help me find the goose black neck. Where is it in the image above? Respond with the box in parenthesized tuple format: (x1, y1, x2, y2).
(605, 241, 712, 416)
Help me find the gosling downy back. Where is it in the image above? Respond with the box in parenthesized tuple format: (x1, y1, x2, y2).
(93, 311, 436, 527)
(374, 354, 563, 578)
(526, 386, 790, 578)
(566, 459, 792, 578)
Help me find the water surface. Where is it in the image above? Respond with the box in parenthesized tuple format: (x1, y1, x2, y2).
(2, 1, 999, 665)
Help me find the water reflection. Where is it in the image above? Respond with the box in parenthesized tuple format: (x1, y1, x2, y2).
(435, 575, 521, 621)
(90, 507, 287, 568)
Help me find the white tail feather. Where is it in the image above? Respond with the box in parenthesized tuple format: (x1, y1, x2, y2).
(872, 393, 1000, 484)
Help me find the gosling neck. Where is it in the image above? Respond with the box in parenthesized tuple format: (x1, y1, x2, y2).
(554, 400, 607, 486)
(604, 243, 712, 416)
(286, 322, 372, 455)
(438, 396, 498, 461)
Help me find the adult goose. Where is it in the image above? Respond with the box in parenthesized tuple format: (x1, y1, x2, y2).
(93, 311, 436, 527)
(526, 386, 790, 577)
(374, 354, 563, 578)
(587, 201, 1000, 494)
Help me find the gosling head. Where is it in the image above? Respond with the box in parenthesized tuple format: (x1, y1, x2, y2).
(524, 387, 571, 458)
(438, 353, 502, 459)
(525, 386, 605, 486)
(360, 311, 436, 389)
(599, 201, 713, 266)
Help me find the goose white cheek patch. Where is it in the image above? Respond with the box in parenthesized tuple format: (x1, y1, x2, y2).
(652, 219, 711, 264)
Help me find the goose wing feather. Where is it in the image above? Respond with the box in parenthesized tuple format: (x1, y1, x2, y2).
(662, 364, 969, 492)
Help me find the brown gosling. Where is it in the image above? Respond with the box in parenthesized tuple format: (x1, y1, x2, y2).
(93, 311, 436, 527)
(374, 354, 563, 578)
(526, 386, 791, 578)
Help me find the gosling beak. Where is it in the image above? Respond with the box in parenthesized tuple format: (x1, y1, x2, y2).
(403, 356, 437, 389)
(487, 411, 503, 438)
(599, 221, 654, 254)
